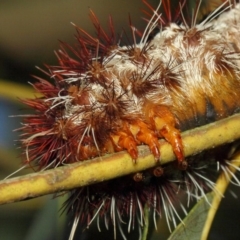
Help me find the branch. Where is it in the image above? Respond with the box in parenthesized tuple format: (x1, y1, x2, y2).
(1, 113, 240, 205)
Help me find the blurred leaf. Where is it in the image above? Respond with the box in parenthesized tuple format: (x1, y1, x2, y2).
(168, 193, 214, 240)
(0, 79, 41, 101)
(25, 196, 67, 240)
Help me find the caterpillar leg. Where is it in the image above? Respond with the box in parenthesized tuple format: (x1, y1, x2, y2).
(111, 120, 160, 162)
(134, 120, 160, 160)
(110, 105, 186, 168)
(111, 123, 139, 161)
(144, 104, 186, 169)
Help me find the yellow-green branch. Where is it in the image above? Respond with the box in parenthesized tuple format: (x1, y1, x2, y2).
(0, 113, 240, 205)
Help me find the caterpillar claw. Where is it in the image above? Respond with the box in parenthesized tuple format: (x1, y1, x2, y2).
(110, 112, 184, 165)
(112, 130, 138, 162)
(159, 124, 185, 164)
(144, 104, 185, 167)
(135, 120, 160, 161)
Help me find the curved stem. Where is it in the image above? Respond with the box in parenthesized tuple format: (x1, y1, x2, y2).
(142, 204, 150, 240)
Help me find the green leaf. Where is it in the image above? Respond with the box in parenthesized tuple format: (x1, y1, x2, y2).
(167, 193, 214, 240)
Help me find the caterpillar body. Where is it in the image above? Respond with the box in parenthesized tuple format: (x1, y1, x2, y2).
(18, 1, 240, 239)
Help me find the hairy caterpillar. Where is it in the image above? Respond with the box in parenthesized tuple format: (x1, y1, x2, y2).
(16, 0, 240, 239)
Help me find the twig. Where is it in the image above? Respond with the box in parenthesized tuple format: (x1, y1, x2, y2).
(0, 114, 240, 205)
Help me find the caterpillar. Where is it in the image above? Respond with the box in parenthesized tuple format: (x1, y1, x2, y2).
(17, 0, 240, 239)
